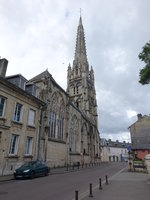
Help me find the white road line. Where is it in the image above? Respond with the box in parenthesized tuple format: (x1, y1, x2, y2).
(71, 166, 127, 200)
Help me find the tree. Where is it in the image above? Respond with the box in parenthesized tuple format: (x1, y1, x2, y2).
(139, 41, 150, 84)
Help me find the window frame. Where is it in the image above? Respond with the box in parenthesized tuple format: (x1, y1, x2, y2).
(0, 96, 6, 117)
(25, 136, 33, 155)
(9, 134, 19, 155)
(58, 116, 64, 140)
(13, 102, 23, 122)
(19, 78, 26, 90)
(28, 109, 35, 127)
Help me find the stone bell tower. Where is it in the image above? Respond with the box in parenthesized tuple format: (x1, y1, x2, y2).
(67, 16, 98, 126)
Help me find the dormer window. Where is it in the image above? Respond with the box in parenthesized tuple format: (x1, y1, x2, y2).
(6, 74, 27, 90)
(26, 84, 38, 97)
(20, 78, 26, 90)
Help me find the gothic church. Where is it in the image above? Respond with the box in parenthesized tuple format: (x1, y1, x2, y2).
(0, 16, 100, 174)
(29, 16, 100, 167)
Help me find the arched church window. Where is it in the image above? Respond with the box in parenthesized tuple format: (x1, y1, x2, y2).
(48, 91, 65, 141)
(49, 111, 56, 138)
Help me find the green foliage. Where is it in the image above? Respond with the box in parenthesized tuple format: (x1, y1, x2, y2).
(139, 41, 150, 84)
(139, 64, 150, 84)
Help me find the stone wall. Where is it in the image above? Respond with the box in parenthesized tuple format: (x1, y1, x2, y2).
(0, 78, 43, 175)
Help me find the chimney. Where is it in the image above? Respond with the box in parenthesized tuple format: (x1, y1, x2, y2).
(0, 58, 8, 78)
(137, 113, 142, 120)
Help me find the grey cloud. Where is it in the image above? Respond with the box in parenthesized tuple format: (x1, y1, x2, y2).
(0, 0, 150, 142)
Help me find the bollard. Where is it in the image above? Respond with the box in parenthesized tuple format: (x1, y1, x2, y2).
(75, 190, 78, 200)
(106, 175, 108, 185)
(89, 183, 93, 197)
(99, 178, 102, 190)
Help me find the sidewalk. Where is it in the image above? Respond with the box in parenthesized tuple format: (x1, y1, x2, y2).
(82, 169, 150, 200)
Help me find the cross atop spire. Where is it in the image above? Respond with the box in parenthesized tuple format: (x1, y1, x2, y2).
(79, 8, 83, 25)
(80, 8, 82, 17)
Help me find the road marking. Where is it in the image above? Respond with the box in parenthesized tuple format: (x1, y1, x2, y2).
(71, 166, 127, 200)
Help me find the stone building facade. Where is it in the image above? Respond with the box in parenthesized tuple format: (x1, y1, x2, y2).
(0, 16, 100, 174)
(129, 114, 150, 160)
(0, 59, 45, 175)
(100, 139, 129, 162)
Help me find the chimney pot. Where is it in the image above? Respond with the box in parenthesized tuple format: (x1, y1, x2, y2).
(137, 113, 142, 120)
(0, 58, 8, 77)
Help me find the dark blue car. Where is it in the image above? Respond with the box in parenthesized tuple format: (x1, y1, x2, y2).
(14, 161, 50, 179)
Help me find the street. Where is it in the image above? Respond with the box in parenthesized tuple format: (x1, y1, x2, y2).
(0, 162, 127, 200)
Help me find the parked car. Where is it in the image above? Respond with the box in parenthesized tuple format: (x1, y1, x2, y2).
(14, 160, 50, 179)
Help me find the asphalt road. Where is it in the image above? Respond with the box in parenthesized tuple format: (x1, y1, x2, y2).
(0, 162, 127, 200)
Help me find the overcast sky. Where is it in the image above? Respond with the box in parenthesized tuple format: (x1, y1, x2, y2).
(0, 0, 150, 142)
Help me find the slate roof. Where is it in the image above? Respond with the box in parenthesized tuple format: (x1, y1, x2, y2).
(0, 76, 45, 106)
(29, 70, 67, 95)
(100, 138, 130, 148)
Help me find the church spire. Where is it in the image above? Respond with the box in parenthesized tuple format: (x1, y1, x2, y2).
(74, 16, 88, 68)
(67, 16, 98, 124)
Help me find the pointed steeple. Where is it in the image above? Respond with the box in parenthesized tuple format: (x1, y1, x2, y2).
(67, 16, 98, 123)
(74, 16, 88, 68)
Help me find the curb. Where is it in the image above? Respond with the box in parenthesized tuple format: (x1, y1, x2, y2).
(0, 164, 104, 182)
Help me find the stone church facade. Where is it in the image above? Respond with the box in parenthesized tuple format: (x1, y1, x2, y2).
(0, 17, 100, 174)
(29, 16, 100, 167)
